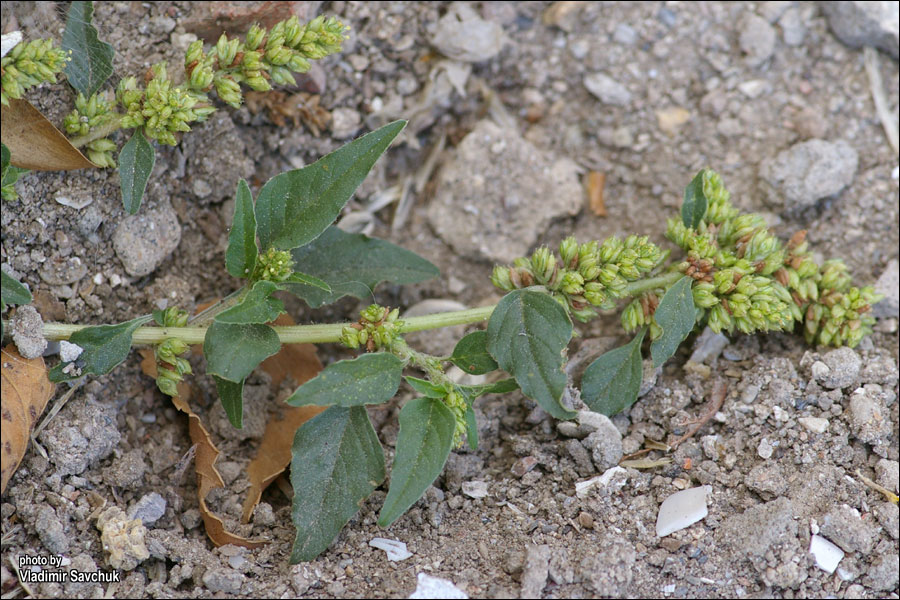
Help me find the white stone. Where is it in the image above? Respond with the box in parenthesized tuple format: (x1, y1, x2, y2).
(575, 466, 628, 498)
(369, 537, 412, 562)
(809, 534, 844, 574)
(798, 416, 829, 433)
(409, 573, 468, 599)
(656, 485, 712, 537)
(461, 481, 488, 498)
(59, 340, 84, 362)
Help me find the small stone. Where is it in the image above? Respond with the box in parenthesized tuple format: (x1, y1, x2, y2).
(757, 438, 774, 459)
(128, 492, 166, 526)
(581, 415, 623, 471)
(180, 508, 202, 530)
(613, 23, 638, 45)
(9, 305, 47, 359)
(655, 107, 691, 135)
(584, 73, 632, 106)
(431, 3, 505, 63)
(864, 553, 900, 591)
(779, 7, 806, 46)
(105, 449, 147, 489)
(329, 107, 361, 139)
(689, 327, 730, 364)
(656, 486, 712, 537)
(112, 201, 182, 277)
(578, 512, 594, 529)
(369, 537, 413, 561)
(820, 505, 877, 555)
(759, 139, 858, 211)
(848, 385, 892, 444)
(96, 507, 150, 571)
(874, 459, 899, 494)
(818, 347, 861, 389)
(566, 439, 595, 476)
(809, 534, 844, 574)
(820, 1, 899, 59)
(511, 456, 539, 478)
(798, 416, 829, 433)
(202, 567, 245, 594)
(461, 480, 489, 499)
(738, 79, 771, 99)
(39, 395, 120, 476)
(251, 502, 275, 527)
(872, 259, 899, 318)
(520, 544, 551, 598)
(35, 506, 69, 554)
(578, 537, 636, 596)
(39, 255, 87, 286)
(410, 572, 468, 599)
(745, 464, 788, 498)
(873, 502, 899, 539)
(739, 13, 776, 66)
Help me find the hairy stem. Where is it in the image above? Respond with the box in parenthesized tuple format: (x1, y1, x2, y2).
(68, 115, 126, 148)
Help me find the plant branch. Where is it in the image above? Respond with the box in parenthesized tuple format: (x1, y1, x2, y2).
(68, 114, 125, 148)
(622, 271, 684, 297)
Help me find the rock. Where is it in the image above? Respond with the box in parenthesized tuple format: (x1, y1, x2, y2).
(874, 459, 899, 493)
(461, 480, 489, 498)
(35, 506, 69, 554)
(9, 304, 46, 358)
(814, 347, 861, 389)
(584, 73, 632, 106)
(689, 327, 730, 364)
(798, 416, 829, 433)
(864, 553, 900, 591)
(872, 259, 899, 318)
(820, 1, 899, 59)
(112, 200, 182, 277)
(38, 394, 120, 476)
(779, 7, 806, 46)
(820, 504, 876, 554)
(578, 537, 635, 596)
(96, 507, 150, 571)
(566, 439, 595, 476)
(330, 107, 362, 139)
(848, 384, 893, 444)
(105, 449, 147, 489)
(128, 492, 166, 526)
(202, 567, 245, 594)
(519, 544, 551, 599)
(409, 572, 468, 599)
(431, 3, 506, 63)
(613, 23, 638, 45)
(581, 414, 623, 471)
(745, 464, 788, 498)
(759, 139, 858, 211)
(557, 410, 609, 439)
(739, 13, 777, 66)
(39, 255, 87, 286)
(427, 120, 581, 263)
(757, 437, 774, 459)
(511, 456, 539, 478)
(873, 502, 899, 539)
(809, 534, 844, 574)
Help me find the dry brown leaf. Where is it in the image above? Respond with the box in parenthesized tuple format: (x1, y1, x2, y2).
(244, 90, 330, 136)
(139, 350, 264, 549)
(0, 98, 97, 171)
(1, 345, 55, 493)
(242, 314, 324, 523)
(585, 171, 607, 217)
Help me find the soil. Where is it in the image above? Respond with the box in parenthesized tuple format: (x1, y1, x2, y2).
(2, 2, 898, 599)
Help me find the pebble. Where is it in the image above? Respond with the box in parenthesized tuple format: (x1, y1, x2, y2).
(820, 504, 876, 554)
(820, 1, 899, 59)
(105, 449, 147, 489)
(758, 139, 858, 211)
(329, 107, 362, 139)
(202, 567, 245, 594)
(584, 72, 632, 106)
(427, 120, 581, 263)
(689, 327, 730, 364)
(38, 395, 121, 476)
(848, 385, 893, 444)
(798, 416, 829, 433)
(656, 486, 712, 537)
(613, 23, 638, 45)
(128, 492, 166, 526)
(111, 201, 182, 277)
(873, 502, 899, 539)
(581, 414, 624, 471)
(519, 544, 551, 598)
(39, 255, 87, 286)
(779, 7, 806, 46)
(431, 3, 505, 63)
(409, 573, 468, 599)
(9, 304, 47, 359)
(511, 456, 539, 477)
(864, 552, 900, 591)
(809, 534, 844, 574)
(369, 537, 412, 561)
(874, 459, 899, 493)
(557, 409, 609, 439)
(757, 437, 774, 459)
(739, 13, 776, 66)
(35, 506, 69, 554)
(461, 480, 489, 499)
(872, 259, 899, 318)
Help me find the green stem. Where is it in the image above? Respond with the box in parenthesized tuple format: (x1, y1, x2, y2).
(68, 114, 126, 148)
(623, 271, 684, 297)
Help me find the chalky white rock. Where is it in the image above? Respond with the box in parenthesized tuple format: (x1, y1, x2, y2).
(655, 485, 712, 537)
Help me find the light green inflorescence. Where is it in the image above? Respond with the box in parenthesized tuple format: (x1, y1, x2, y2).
(1, 38, 70, 106)
(154, 307, 192, 397)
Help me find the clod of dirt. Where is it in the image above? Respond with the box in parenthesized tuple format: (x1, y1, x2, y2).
(96, 506, 150, 571)
(8, 305, 47, 358)
(758, 139, 858, 211)
(111, 200, 182, 277)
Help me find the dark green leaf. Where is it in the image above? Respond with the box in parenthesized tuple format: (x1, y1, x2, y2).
(1, 269, 32, 311)
(286, 353, 403, 407)
(226, 179, 257, 279)
(49, 315, 153, 382)
(203, 321, 280, 383)
(581, 329, 645, 416)
(486, 290, 574, 420)
(256, 120, 406, 251)
(213, 376, 244, 429)
(1, 143, 9, 176)
(456, 378, 518, 402)
(681, 170, 708, 229)
(1, 163, 29, 200)
(378, 397, 455, 527)
(119, 129, 155, 214)
(214, 281, 284, 324)
(650, 276, 696, 368)
(404, 376, 447, 398)
(286, 227, 438, 307)
(449, 330, 498, 375)
(62, 1, 114, 98)
(277, 272, 331, 292)
(465, 404, 478, 451)
(290, 406, 384, 562)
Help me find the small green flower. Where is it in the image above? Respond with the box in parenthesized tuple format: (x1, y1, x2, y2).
(253, 247, 294, 282)
(1, 38, 70, 106)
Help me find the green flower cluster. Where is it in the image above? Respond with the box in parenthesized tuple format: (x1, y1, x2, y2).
(340, 304, 404, 352)
(491, 235, 666, 321)
(1, 38, 69, 106)
(252, 247, 294, 282)
(63, 92, 118, 166)
(665, 169, 880, 346)
(443, 389, 468, 448)
(184, 15, 349, 108)
(154, 307, 191, 397)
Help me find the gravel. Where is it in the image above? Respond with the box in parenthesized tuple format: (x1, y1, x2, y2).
(758, 139, 859, 211)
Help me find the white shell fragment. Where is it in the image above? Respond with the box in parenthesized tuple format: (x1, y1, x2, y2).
(461, 480, 488, 498)
(369, 537, 412, 561)
(409, 573, 468, 599)
(809, 534, 844, 574)
(575, 466, 628, 498)
(656, 485, 712, 537)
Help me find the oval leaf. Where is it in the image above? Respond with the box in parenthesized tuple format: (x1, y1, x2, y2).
(681, 169, 709, 229)
(48, 315, 153, 382)
(215, 281, 285, 325)
(581, 329, 646, 416)
(465, 404, 478, 451)
(377, 397, 455, 527)
(213, 375, 244, 429)
(226, 179, 258, 278)
(277, 272, 330, 293)
(456, 378, 518, 402)
(404, 376, 447, 399)
(286, 226, 438, 307)
(286, 353, 404, 407)
(650, 276, 696, 368)
(1, 99, 96, 170)
(256, 120, 406, 251)
(486, 290, 575, 420)
(62, 1, 114, 98)
(290, 406, 385, 562)
(1, 269, 32, 310)
(119, 129, 156, 214)
(449, 330, 498, 375)
(203, 321, 280, 383)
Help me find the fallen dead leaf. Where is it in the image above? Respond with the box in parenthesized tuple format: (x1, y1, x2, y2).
(245, 90, 331, 136)
(585, 171, 607, 217)
(1, 345, 55, 493)
(1, 98, 97, 171)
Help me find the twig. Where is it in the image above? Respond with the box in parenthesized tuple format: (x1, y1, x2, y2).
(670, 378, 727, 450)
(864, 46, 900, 155)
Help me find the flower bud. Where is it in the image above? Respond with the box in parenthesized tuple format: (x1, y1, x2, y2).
(559, 236, 578, 268)
(246, 24, 266, 50)
(491, 266, 514, 291)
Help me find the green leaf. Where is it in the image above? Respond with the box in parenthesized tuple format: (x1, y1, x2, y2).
(681, 170, 708, 229)
(286, 226, 438, 307)
(286, 353, 404, 407)
(449, 330, 498, 375)
(456, 378, 518, 402)
(378, 397, 455, 527)
(62, 1, 114, 98)
(278, 272, 331, 292)
(256, 120, 406, 251)
(226, 179, 258, 279)
(213, 376, 244, 429)
(581, 329, 646, 416)
(1, 143, 9, 176)
(215, 281, 284, 324)
(290, 406, 384, 562)
(203, 321, 280, 383)
(404, 376, 447, 399)
(49, 315, 153, 382)
(1, 269, 32, 311)
(486, 290, 575, 420)
(119, 129, 156, 215)
(465, 404, 478, 451)
(650, 276, 696, 368)
(1, 163, 29, 200)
